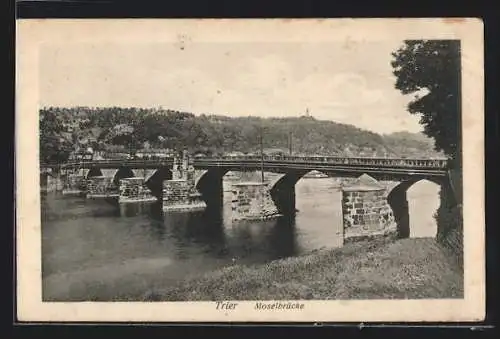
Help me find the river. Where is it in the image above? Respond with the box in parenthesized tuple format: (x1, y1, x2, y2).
(41, 175, 440, 301)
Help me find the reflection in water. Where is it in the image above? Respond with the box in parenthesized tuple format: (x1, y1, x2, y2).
(225, 216, 299, 263)
(266, 215, 299, 259)
(41, 176, 439, 301)
(148, 200, 165, 221)
(119, 201, 156, 218)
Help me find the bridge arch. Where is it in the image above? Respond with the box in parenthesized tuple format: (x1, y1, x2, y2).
(268, 170, 309, 215)
(195, 168, 229, 210)
(144, 166, 173, 198)
(194, 170, 209, 188)
(387, 176, 452, 239)
(112, 167, 135, 186)
(85, 167, 103, 179)
(268, 169, 366, 215)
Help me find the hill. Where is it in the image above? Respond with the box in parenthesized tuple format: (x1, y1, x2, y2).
(39, 107, 444, 163)
(382, 131, 445, 158)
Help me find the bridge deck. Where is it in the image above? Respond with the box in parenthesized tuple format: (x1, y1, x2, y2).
(45, 156, 448, 171)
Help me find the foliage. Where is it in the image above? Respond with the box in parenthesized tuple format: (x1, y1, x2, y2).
(435, 181, 463, 267)
(39, 108, 71, 163)
(382, 131, 444, 158)
(391, 40, 463, 261)
(391, 40, 461, 161)
(39, 106, 444, 163)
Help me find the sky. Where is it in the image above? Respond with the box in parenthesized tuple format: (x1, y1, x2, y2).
(39, 41, 424, 135)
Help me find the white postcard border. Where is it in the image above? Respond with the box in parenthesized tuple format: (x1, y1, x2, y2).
(16, 18, 485, 322)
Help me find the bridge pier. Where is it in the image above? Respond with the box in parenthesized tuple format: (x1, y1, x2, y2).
(341, 174, 397, 242)
(62, 173, 87, 196)
(162, 179, 206, 212)
(40, 171, 63, 192)
(231, 182, 280, 221)
(56, 156, 451, 234)
(162, 150, 206, 212)
(86, 176, 119, 199)
(119, 177, 157, 203)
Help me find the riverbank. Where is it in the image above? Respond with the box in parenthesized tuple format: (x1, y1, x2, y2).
(143, 236, 463, 301)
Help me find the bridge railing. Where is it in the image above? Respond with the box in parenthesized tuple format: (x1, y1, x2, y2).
(60, 158, 174, 168)
(50, 155, 448, 170)
(208, 155, 449, 169)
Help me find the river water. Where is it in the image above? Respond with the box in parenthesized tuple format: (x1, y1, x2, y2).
(41, 175, 439, 301)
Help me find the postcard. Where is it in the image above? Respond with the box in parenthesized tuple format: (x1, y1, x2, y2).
(16, 18, 484, 322)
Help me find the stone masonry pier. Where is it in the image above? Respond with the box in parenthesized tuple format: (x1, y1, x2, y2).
(231, 182, 281, 221)
(86, 176, 119, 199)
(40, 171, 63, 192)
(341, 174, 397, 241)
(52, 154, 458, 249)
(62, 174, 87, 196)
(162, 179, 206, 212)
(119, 177, 157, 203)
(162, 150, 206, 212)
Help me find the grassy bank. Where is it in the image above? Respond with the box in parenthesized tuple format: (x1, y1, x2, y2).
(143, 237, 463, 301)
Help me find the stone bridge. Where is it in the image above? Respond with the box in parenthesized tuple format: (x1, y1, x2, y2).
(43, 153, 457, 241)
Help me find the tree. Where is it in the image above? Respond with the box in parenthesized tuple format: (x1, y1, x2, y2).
(39, 109, 71, 163)
(105, 123, 140, 155)
(38, 105, 445, 162)
(392, 40, 463, 259)
(391, 40, 461, 162)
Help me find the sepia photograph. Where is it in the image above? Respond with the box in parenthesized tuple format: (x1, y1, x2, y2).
(16, 18, 484, 322)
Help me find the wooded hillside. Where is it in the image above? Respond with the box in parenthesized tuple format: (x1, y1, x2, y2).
(39, 107, 444, 163)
